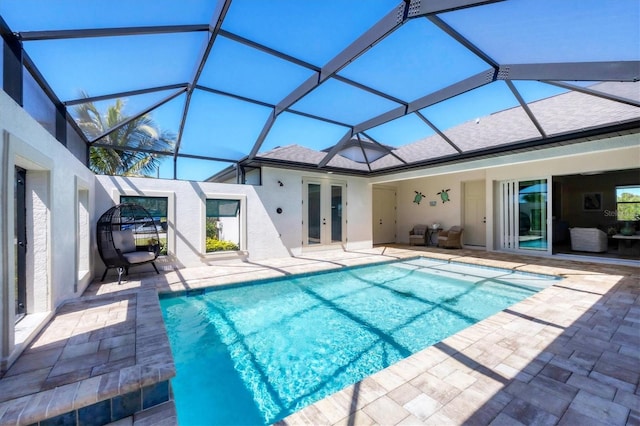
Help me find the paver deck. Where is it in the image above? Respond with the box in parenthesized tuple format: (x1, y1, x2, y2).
(0, 246, 638, 425)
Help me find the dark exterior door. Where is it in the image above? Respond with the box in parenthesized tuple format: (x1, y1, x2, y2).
(15, 167, 27, 320)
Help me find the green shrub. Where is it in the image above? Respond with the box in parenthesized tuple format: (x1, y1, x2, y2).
(206, 238, 239, 252)
(205, 219, 219, 239)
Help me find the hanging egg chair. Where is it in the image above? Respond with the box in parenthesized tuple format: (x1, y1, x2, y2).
(96, 203, 160, 284)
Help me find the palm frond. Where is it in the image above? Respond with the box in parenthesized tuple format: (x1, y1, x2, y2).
(77, 93, 176, 177)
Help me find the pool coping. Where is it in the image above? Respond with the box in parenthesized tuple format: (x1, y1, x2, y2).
(0, 246, 637, 425)
(0, 287, 175, 425)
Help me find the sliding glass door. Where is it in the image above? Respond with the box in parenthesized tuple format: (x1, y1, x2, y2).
(500, 179, 549, 252)
(519, 180, 548, 250)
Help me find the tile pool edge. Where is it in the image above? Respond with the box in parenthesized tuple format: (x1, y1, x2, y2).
(0, 288, 176, 426)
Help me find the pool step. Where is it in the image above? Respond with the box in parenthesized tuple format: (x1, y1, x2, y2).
(133, 401, 178, 426)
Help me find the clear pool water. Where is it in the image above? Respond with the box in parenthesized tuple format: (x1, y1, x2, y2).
(160, 257, 560, 425)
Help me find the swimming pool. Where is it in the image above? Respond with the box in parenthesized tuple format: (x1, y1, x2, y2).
(160, 257, 560, 425)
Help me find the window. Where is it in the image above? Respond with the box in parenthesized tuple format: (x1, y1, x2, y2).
(76, 186, 90, 285)
(616, 186, 640, 221)
(206, 199, 240, 252)
(120, 196, 168, 255)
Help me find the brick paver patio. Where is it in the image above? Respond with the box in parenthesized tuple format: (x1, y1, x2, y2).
(0, 246, 637, 425)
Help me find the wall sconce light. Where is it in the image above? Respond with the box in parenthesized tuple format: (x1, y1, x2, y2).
(278, 180, 284, 187)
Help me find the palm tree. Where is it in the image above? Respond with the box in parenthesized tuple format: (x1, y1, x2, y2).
(74, 93, 175, 176)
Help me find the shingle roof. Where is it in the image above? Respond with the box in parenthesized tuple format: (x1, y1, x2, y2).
(254, 81, 639, 174)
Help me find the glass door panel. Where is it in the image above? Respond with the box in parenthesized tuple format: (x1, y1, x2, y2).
(518, 179, 548, 251)
(304, 180, 345, 247)
(331, 185, 343, 243)
(15, 167, 27, 320)
(307, 183, 321, 245)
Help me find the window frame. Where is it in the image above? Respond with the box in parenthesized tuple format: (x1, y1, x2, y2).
(202, 193, 246, 255)
(115, 191, 175, 256)
(615, 185, 640, 221)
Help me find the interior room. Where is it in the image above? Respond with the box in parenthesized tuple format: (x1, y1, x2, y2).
(552, 168, 640, 259)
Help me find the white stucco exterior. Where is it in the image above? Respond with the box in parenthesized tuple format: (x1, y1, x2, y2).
(376, 135, 640, 251)
(0, 90, 96, 371)
(94, 167, 373, 271)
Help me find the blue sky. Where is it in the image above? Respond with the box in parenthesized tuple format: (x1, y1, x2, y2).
(1, 0, 638, 180)
(618, 186, 640, 198)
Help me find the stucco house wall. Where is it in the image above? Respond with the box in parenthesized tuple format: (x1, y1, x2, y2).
(0, 90, 96, 371)
(94, 167, 372, 274)
(380, 133, 639, 250)
(394, 170, 485, 244)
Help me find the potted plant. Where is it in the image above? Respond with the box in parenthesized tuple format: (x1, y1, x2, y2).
(147, 237, 160, 253)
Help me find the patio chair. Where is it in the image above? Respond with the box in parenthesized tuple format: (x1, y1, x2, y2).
(409, 225, 428, 246)
(438, 226, 464, 249)
(569, 227, 608, 253)
(97, 203, 160, 284)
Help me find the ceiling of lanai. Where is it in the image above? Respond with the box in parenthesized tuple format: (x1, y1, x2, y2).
(1, 0, 638, 180)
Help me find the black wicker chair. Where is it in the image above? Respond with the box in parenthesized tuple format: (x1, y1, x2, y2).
(97, 203, 160, 284)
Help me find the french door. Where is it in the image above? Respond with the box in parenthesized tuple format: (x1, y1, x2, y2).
(303, 179, 345, 247)
(500, 179, 549, 253)
(15, 167, 27, 320)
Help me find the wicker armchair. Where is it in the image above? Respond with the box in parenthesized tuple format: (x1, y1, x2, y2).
(438, 226, 464, 249)
(569, 227, 608, 253)
(409, 225, 428, 246)
(97, 203, 160, 284)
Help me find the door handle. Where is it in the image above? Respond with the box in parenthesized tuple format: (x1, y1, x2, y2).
(322, 218, 326, 225)
(379, 219, 382, 225)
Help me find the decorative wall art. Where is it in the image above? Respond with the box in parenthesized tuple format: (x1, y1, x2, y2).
(582, 192, 602, 210)
(413, 191, 425, 204)
(437, 189, 451, 203)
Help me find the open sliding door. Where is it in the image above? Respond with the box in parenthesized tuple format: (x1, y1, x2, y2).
(500, 179, 550, 253)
